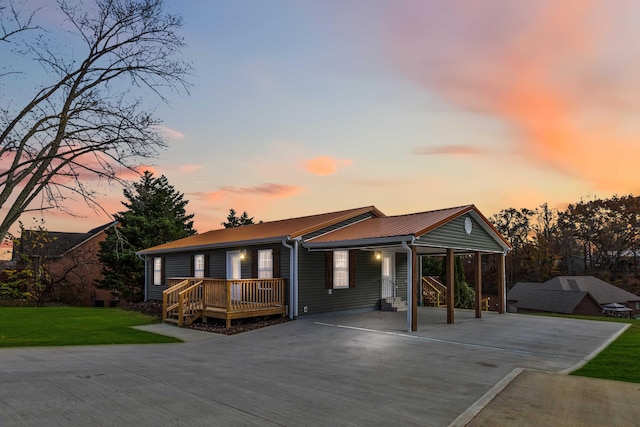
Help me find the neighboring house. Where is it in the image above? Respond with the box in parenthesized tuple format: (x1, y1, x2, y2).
(12, 223, 117, 306)
(507, 276, 640, 317)
(138, 205, 511, 331)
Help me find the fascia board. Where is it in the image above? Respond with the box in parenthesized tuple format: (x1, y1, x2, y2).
(303, 235, 415, 250)
(136, 236, 291, 256)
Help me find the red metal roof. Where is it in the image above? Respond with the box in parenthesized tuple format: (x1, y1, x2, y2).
(308, 205, 474, 243)
(138, 206, 383, 254)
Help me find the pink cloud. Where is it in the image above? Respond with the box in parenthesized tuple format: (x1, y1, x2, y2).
(193, 183, 302, 203)
(217, 183, 302, 199)
(179, 164, 203, 173)
(386, 0, 640, 191)
(412, 145, 486, 156)
(304, 156, 353, 176)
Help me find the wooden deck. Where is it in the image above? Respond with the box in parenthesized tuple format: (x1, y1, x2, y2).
(163, 278, 287, 328)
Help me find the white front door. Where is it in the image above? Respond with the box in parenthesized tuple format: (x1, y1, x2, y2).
(381, 252, 395, 299)
(227, 251, 242, 300)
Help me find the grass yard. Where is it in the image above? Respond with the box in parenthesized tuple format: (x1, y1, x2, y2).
(0, 306, 181, 347)
(568, 316, 640, 383)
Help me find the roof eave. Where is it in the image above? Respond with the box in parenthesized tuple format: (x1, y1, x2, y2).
(291, 206, 384, 238)
(137, 235, 291, 256)
(304, 235, 415, 250)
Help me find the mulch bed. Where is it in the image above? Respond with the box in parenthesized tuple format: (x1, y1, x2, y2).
(121, 301, 289, 335)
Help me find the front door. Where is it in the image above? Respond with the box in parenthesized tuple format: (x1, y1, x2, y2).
(227, 251, 242, 300)
(381, 252, 395, 299)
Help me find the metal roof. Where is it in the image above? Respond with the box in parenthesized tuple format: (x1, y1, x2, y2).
(307, 205, 473, 243)
(137, 206, 383, 255)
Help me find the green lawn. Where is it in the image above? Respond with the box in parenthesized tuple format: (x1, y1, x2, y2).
(567, 316, 640, 383)
(0, 307, 181, 347)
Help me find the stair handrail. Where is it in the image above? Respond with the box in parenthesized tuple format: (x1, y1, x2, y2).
(162, 279, 192, 322)
(178, 280, 204, 326)
(422, 276, 446, 307)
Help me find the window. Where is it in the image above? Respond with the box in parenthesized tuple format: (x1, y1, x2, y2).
(258, 249, 273, 279)
(194, 254, 205, 278)
(153, 257, 162, 286)
(333, 250, 349, 288)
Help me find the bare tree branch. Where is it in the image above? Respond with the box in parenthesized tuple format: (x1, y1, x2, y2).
(0, 0, 192, 239)
(0, 1, 38, 42)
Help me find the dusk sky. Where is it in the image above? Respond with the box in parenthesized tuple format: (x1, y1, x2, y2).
(5, 0, 640, 236)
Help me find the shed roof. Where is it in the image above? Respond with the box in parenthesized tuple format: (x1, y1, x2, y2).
(507, 285, 593, 314)
(138, 206, 383, 255)
(508, 276, 640, 314)
(545, 276, 640, 304)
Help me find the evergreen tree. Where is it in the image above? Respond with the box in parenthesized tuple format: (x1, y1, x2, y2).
(440, 255, 475, 309)
(221, 209, 255, 228)
(98, 171, 195, 302)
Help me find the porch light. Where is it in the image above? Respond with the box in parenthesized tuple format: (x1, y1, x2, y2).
(240, 250, 246, 260)
(375, 251, 381, 260)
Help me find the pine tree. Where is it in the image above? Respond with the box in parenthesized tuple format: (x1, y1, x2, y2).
(440, 255, 475, 309)
(98, 171, 195, 302)
(221, 209, 255, 228)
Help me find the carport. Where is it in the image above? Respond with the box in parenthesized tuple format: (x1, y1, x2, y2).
(304, 205, 511, 332)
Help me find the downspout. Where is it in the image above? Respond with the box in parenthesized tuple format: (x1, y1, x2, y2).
(401, 238, 415, 333)
(293, 238, 300, 317)
(137, 253, 147, 301)
(282, 239, 295, 320)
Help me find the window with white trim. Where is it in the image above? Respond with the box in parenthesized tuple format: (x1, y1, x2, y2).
(194, 254, 205, 278)
(258, 249, 273, 279)
(153, 257, 162, 286)
(333, 250, 349, 288)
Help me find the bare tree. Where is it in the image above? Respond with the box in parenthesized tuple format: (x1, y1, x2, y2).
(0, 0, 190, 240)
(0, 2, 38, 43)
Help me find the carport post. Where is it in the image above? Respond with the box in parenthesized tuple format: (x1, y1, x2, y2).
(411, 245, 418, 331)
(474, 252, 482, 318)
(401, 240, 414, 332)
(498, 252, 506, 314)
(446, 248, 455, 324)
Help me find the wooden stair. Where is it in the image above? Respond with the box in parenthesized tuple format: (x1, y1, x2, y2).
(422, 276, 447, 307)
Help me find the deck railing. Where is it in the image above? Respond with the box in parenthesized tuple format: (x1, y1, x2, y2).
(163, 278, 199, 322)
(163, 278, 286, 326)
(422, 276, 447, 307)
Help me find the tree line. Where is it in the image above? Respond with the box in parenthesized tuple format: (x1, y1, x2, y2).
(490, 195, 640, 295)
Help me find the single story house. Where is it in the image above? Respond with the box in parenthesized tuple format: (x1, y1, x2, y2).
(137, 205, 511, 331)
(507, 276, 640, 316)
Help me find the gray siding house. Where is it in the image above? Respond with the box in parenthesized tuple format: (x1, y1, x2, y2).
(138, 205, 511, 331)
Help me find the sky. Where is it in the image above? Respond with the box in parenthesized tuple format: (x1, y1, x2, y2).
(3, 0, 640, 237)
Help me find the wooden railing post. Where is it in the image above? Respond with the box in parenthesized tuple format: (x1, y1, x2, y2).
(178, 292, 184, 327)
(162, 291, 167, 322)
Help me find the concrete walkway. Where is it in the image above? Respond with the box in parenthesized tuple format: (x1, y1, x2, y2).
(0, 309, 633, 426)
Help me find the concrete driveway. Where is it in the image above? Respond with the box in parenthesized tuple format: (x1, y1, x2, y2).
(0, 309, 629, 426)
